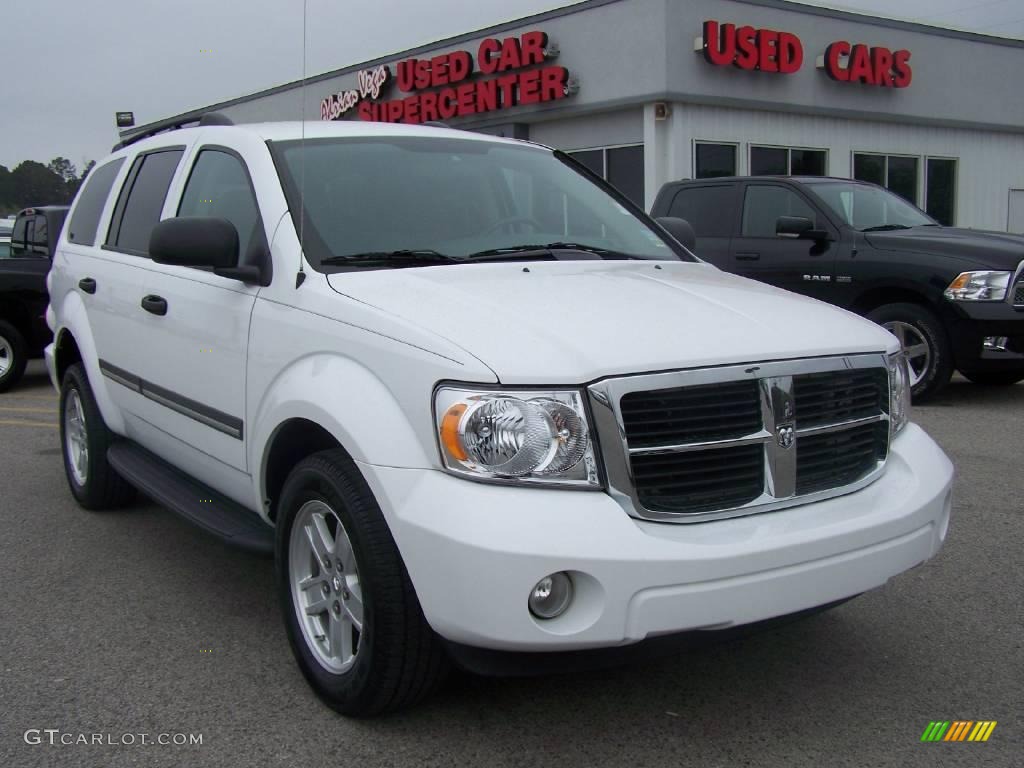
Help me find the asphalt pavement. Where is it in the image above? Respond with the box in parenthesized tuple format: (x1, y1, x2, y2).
(0, 360, 1020, 768)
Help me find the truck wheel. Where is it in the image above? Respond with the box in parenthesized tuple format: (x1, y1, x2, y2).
(867, 303, 953, 402)
(59, 363, 136, 509)
(0, 319, 28, 393)
(960, 370, 1024, 386)
(276, 449, 448, 716)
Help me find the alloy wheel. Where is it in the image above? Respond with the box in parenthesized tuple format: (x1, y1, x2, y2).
(289, 499, 364, 673)
(882, 320, 931, 388)
(0, 335, 12, 376)
(64, 389, 89, 486)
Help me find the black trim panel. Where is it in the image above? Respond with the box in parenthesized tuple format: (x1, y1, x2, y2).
(99, 359, 243, 440)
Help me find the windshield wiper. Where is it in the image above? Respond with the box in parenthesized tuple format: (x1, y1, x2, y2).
(464, 242, 639, 262)
(320, 249, 456, 266)
(860, 224, 913, 232)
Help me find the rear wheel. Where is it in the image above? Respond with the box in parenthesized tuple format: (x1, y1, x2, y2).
(960, 370, 1024, 386)
(0, 319, 28, 393)
(59, 363, 135, 509)
(276, 449, 448, 716)
(867, 303, 953, 402)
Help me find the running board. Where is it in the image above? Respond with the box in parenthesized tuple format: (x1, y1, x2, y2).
(107, 441, 274, 555)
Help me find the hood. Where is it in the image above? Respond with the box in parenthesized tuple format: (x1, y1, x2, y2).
(865, 226, 1024, 271)
(327, 261, 896, 383)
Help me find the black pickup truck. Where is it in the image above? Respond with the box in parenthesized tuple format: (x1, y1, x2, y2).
(0, 206, 68, 391)
(652, 177, 1024, 400)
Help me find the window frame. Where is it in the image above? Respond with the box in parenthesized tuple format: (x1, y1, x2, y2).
(850, 150, 922, 206)
(924, 155, 958, 226)
(566, 142, 645, 205)
(749, 144, 829, 177)
(172, 144, 268, 271)
(103, 145, 186, 258)
(693, 140, 740, 179)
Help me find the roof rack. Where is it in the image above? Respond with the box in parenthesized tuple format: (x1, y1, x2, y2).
(113, 112, 234, 151)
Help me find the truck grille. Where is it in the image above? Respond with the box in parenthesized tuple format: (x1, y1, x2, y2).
(1013, 282, 1024, 306)
(588, 355, 891, 522)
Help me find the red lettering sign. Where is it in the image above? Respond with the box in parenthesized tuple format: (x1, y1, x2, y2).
(822, 40, 912, 87)
(701, 20, 802, 74)
(326, 30, 574, 124)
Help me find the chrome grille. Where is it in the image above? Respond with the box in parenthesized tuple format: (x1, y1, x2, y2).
(588, 355, 891, 523)
(1014, 282, 1024, 306)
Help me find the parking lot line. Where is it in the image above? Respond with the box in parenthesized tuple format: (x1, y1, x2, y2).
(0, 406, 58, 414)
(0, 419, 58, 429)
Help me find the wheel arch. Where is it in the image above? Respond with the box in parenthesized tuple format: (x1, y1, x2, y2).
(849, 285, 936, 316)
(262, 418, 344, 522)
(54, 327, 83, 386)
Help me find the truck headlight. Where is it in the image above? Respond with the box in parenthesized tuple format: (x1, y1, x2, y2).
(943, 271, 1011, 301)
(888, 352, 911, 435)
(434, 387, 600, 487)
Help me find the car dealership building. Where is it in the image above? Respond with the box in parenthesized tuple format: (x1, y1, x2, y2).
(135, 0, 1024, 231)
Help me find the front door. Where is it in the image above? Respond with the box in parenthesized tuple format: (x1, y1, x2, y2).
(731, 183, 837, 301)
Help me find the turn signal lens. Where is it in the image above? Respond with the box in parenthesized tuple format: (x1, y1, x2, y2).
(440, 402, 468, 461)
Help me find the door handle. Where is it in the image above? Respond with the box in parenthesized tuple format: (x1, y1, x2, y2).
(735, 252, 761, 261)
(141, 295, 168, 316)
(78, 277, 97, 294)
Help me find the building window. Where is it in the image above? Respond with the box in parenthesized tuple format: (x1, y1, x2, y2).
(750, 146, 827, 177)
(695, 142, 737, 178)
(926, 158, 957, 226)
(853, 153, 919, 205)
(567, 144, 645, 207)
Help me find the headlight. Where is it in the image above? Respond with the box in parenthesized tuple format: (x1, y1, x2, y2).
(434, 387, 600, 487)
(944, 270, 1012, 301)
(888, 352, 911, 435)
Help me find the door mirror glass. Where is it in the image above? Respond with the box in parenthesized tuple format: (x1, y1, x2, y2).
(655, 216, 697, 252)
(150, 217, 239, 269)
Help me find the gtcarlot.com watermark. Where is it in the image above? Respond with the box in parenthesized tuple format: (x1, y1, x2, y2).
(24, 729, 203, 747)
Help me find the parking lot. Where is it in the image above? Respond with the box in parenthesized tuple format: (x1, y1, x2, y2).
(0, 360, 1020, 768)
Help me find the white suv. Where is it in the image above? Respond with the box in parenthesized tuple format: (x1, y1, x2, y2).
(46, 116, 954, 715)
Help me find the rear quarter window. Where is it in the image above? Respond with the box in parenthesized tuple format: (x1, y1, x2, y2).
(67, 158, 126, 246)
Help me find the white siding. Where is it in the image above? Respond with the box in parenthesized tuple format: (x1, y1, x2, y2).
(661, 103, 1024, 231)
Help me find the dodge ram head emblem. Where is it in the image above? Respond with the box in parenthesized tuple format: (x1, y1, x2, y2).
(776, 424, 795, 449)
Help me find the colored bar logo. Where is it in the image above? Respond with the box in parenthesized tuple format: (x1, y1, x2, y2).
(921, 721, 997, 742)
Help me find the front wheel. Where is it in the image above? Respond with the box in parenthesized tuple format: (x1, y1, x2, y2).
(867, 303, 953, 402)
(960, 370, 1024, 386)
(276, 449, 448, 716)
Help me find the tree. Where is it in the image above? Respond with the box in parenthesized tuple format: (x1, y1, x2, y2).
(0, 165, 12, 214)
(47, 156, 78, 184)
(11, 160, 66, 207)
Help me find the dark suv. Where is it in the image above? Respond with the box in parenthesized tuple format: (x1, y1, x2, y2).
(652, 177, 1024, 400)
(0, 206, 68, 390)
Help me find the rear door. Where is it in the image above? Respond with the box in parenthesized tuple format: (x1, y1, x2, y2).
(662, 183, 738, 267)
(731, 182, 837, 300)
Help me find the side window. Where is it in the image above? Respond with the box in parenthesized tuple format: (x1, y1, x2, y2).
(177, 150, 262, 260)
(68, 158, 126, 246)
(107, 149, 183, 255)
(31, 216, 48, 255)
(667, 186, 736, 238)
(741, 185, 817, 237)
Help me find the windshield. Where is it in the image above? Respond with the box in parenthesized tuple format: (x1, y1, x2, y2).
(272, 136, 689, 268)
(805, 181, 935, 231)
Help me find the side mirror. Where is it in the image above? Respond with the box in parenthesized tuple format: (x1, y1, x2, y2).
(150, 217, 243, 274)
(655, 216, 697, 252)
(776, 216, 829, 241)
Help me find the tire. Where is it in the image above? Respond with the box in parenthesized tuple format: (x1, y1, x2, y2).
(960, 370, 1024, 386)
(0, 319, 28, 393)
(276, 449, 448, 716)
(59, 363, 136, 509)
(867, 303, 953, 402)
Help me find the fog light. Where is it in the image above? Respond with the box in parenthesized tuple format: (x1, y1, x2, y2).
(983, 336, 1009, 352)
(528, 572, 573, 619)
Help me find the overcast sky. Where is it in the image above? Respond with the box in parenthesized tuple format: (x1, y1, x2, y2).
(3, 0, 1021, 171)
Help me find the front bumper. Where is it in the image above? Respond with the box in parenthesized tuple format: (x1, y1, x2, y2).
(943, 299, 1024, 372)
(359, 423, 953, 652)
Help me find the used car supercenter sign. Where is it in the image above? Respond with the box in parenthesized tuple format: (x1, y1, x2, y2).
(321, 31, 576, 123)
(697, 20, 913, 88)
